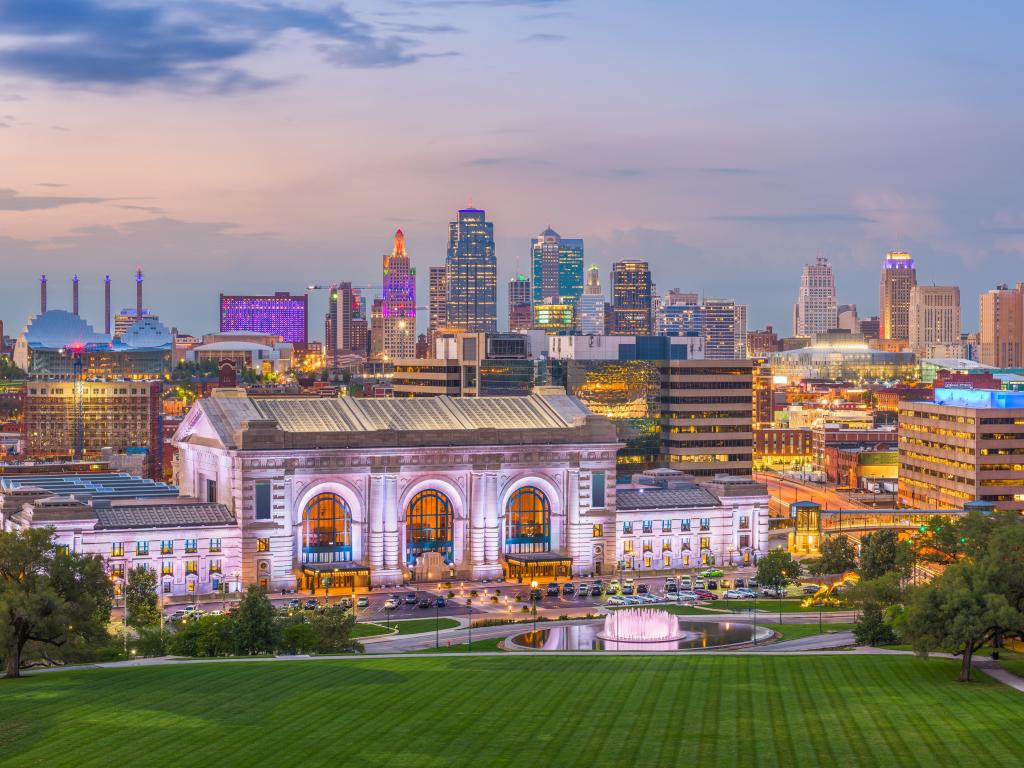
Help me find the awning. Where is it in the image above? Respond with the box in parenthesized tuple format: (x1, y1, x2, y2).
(301, 562, 371, 576)
(504, 552, 573, 566)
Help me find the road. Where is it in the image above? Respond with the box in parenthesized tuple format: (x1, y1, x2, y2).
(756, 471, 869, 517)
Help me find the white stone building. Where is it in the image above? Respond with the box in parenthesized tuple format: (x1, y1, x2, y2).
(172, 388, 621, 589)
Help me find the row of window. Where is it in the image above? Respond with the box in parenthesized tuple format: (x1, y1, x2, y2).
(621, 517, 749, 534)
(114, 538, 222, 557)
(109, 559, 223, 579)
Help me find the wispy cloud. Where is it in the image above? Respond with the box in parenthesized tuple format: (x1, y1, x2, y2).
(36, 183, 66, 188)
(708, 213, 875, 223)
(521, 33, 565, 43)
(700, 167, 756, 175)
(0, 188, 110, 211)
(0, 0, 450, 92)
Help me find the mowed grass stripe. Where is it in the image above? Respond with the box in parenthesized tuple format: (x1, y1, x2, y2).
(4, 656, 1024, 768)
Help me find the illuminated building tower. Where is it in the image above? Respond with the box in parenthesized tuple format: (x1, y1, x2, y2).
(979, 283, 1024, 367)
(578, 264, 605, 335)
(508, 275, 532, 332)
(379, 229, 417, 360)
(445, 206, 497, 333)
(531, 227, 584, 312)
(219, 292, 308, 345)
(72, 275, 79, 316)
(428, 266, 447, 349)
(794, 256, 837, 337)
(610, 260, 652, 335)
(879, 251, 916, 341)
(908, 285, 961, 357)
(702, 299, 741, 360)
(660, 290, 702, 337)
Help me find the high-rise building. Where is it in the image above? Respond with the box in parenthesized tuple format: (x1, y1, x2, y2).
(114, 308, 157, 340)
(660, 291, 703, 337)
(532, 301, 575, 333)
(445, 207, 496, 333)
(979, 283, 1024, 368)
(794, 256, 837, 337)
(908, 285, 961, 357)
(219, 292, 308, 345)
(837, 304, 859, 333)
(375, 229, 416, 360)
(428, 266, 448, 347)
(578, 265, 605, 336)
(508, 275, 532, 332)
(531, 227, 584, 311)
(325, 282, 364, 365)
(662, 359, 754, 477)
(879, 251, 917, 341)
(747, 326, 781, 356)
(702, 299, 742, 360)
(610, 260, 652, 335)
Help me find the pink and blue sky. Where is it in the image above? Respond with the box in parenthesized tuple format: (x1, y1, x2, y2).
(1, 1, 1022, 336)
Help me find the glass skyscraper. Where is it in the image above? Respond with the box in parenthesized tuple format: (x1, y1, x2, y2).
(446, 207, 497, 333)
(531, 227, 584, 311)
(610, 260, 653, 335)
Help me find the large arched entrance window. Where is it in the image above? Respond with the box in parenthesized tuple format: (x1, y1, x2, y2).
(504, 487, 551, 554)
(406, 489, 454, 565)
(302, 493, 353, 564)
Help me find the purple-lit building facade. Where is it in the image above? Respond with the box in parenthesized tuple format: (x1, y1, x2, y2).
(219, 292, 308, 346)
(378, 229, 416, 360)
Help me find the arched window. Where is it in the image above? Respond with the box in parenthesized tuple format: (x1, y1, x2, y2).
(505, 487, 551, 554)
(406, 489, 454, 565)
(302, 493, 353, 564)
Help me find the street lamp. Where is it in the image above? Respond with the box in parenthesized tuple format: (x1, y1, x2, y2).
(467, 599, 473, 652)
(435, 600, 440, 649)
(114, 577, 128, 656)
(530, 580, 539, 635)
(385, 604, 392, 630)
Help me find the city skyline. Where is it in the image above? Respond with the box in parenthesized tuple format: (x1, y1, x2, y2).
(2, 2, 1023, 334)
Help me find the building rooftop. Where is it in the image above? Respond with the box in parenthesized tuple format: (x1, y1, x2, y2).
(932, 388, 1024, 409)
(0, 472, 178, 500)
(616, 487, 721, 510)
(93, 501, 234, 530)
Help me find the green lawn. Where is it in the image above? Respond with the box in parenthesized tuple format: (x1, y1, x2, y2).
(760, 622, 855, 641)
(392, 618, 460, 635)
(721, 599, 851, 614)
(4, 656, 1024, 767)
(995, 649, 1024, 678)
(409, 636, 505, 653)
(351, 622, 393, 638)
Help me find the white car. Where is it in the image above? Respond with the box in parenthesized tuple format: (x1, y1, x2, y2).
(735, 588, 758, 598)
(607, 596, 626, 606)
(724, 590, 746, 599)
(383, 598, 399, 610)
(677, 590, 699, 602)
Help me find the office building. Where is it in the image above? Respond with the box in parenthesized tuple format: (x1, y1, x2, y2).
(113, 308, 158, 340)
(428, 266, 448, 346)
(393, 333, 536, 398)
(531, 227, 584, 310)
(532, 301, 575, 333)
(661, 359, 754, 478)
(837, 304, 859, 333)
(610, 260, 652, 335)
(979, 283, 1024, 368)
(794, 256, 838, 337)
(508, 275, 532, 332)
(185, 331, 294, 374)
(326, 282, 366, 365)
(219, 292, 308, 346)
(660, 291, 703, 337)
(767, 331, 916, 383)
(908, 285, 961, 358)
(899, 388, 1024, 512)
(578, 265, 605, 335)
(445, 207, 497, 333)
(879, 251, 917, 341)
(24, 381, 163, 478)
(747, 326, 781, 356)
(702, 299, 742, 360)
(375, 229, 417, 361)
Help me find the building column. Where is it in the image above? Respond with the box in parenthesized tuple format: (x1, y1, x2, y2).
(484, 472, 499, 566)
(565, 468, 587, 576)
(470, 472, 485, 568)
(383, 474, 399, 571)
(368, 474, 384, 571)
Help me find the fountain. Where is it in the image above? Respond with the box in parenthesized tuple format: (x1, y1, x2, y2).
(598, 608, 682, 642)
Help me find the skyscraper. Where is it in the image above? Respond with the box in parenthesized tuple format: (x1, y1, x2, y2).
(508, 275, 532, 332)
(794, 256, 837, 337)
(979, 284, 1024, 367)
(578, 264, 605, 336)
(376, 229, 416, 360)
(445, 207, 497, 333)
(702, 299, 741, 360)
(610, 260, 652, 335)
(879, 251, 917, 341)
(908, 285, 961, 357)
(428, 266, 447, 348)
(660, 290, 702, 336)
(326, 282, 364, 364)
(219, 292, 308, 345)
(531, 227, 584, 310)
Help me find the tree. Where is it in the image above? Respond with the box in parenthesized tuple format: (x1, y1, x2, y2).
(756, 549, 802, 593)
(853, 601, 897, 646)
(858, 530, 912, 581)
(125, 565, 160, 629)
(280, 621, 317, 655)
(232, 586, 277, 655)
(0, 528, 112, 678)
(309, 608, 362, 654)
(809, 534, 857, 576)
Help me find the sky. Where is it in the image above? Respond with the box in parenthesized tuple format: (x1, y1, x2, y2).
(1, 0, 1023, 338)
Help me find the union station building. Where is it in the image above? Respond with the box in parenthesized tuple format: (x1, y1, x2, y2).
(172, 388, 622, 589)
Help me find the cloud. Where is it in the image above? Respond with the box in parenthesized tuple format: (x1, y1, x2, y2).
(36, 183, 66, 187)
(700, 167, 756, 175)
(0, 0, 448, 91)
(119, 204, 166, 214)
(0, 188, 111, 211)
(464, 156, 550, 167)
(708, 213, 875, 223)
(521, 33, 565, 42)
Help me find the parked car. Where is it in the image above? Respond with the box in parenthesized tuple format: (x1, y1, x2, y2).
(593, 580, 604, 591)
(706, 580, 719, 590)
(734, 578, 746, 589)
(622, 584, 635, 595)
(637, 582, 650, 594)
(624, 578, 635, 591)
(665, 579, 678, 593)
(390, 593, 402, 604)
(677, 590, 699, 602)
(207, 609, 223, 617)
(356, 596, 369, 608)
(287, 599, 301, 610)
(636, 593, 657, 603)
(735, 588, 757, 599)
(302, 599, 318, 610)
(761, 587, 783, 598)
(694, 579, 706, 590)
(435, 596, 447, 608)
(694, 589, 716, 600)
(169, 609, 186, 622)
(578, 583, 590, 597)
(418, 598, 433, 609)
(404, 593, 418, 605)
(724, 590, 745, 599)
(803, 584, 821, 596)
(748, 578, 759, 589)
(562, 583, 576, 596)
(607, 580, 621, 594)
(680, 576, 692, 589)
(383, 598, 399, 610)
(546, 582, 561, 597)
(607, 596, 626, 606)
(590, 584, 603, 597)
(530, 588, 543, 601)
(183, 604, 197, 614)
(702, 569, 724, 578)
(338, 597, 353, 609)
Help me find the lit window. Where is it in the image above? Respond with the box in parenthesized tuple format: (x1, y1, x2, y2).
(162, 561, 173, 576)
(110, 563, 125, 579)
(661, 520, 672, 533)
(111, 542, 124, 557)
(185, 539, 197, 554)
(161, 540, 174, 555)
(185, 560, 198, 576)
(622, 522, 633, 535)
(209, 559, 222, 574)
(136, 541, 149, 556)
(257, 538, 270, 552)
(209, 538, 222, 553)
(592, 523, 604, 538)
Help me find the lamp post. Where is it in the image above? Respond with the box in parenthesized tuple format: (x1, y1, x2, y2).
(467, 599, 473, 652)
(385, 604, 392, 630)
(531, 579, 539, 635)
(752, 587, 757, 646)
(435, 601, 440, 649)
(115, 577, 128, 656)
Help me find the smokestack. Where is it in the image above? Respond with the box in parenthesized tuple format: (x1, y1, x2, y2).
(72, 275, 79, 316)
(104, 275, 111, 335)
(135, 267, 143, 320)
(40, 275, 47, 313)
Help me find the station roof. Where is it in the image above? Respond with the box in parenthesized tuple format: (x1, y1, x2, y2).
(616, 487, 721, 510)
(0, 472, 178, 500)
